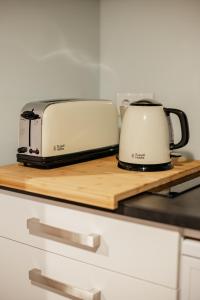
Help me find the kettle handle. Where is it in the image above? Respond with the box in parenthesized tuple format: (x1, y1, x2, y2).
(164, 108, 189, 150)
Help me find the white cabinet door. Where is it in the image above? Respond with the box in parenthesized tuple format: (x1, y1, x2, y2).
(180, 239, 200, 300)
(180, 256, 200, 300)
(0, 237, 177, 300)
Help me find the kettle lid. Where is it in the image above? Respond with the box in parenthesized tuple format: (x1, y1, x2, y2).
(130, 99, 162, 106)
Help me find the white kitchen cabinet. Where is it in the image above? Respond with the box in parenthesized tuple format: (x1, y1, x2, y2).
(0, 237, 177, 300)
(0, 189, 180, 299)
(180, 239, 200, 300)
(0, 189, 180, 288)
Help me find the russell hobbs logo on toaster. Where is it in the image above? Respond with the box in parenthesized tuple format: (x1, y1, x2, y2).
(53, 144, 65, 151)
(132, 153, 145, 159)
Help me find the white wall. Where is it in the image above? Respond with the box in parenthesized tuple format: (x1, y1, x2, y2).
(0, 0, 100, 164)
(100, 0, 200, 158)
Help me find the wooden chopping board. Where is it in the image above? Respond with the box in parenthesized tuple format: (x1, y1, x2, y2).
(0, 156, 200, 209)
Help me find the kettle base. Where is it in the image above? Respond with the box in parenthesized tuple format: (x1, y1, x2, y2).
(118, 160, 173, 172)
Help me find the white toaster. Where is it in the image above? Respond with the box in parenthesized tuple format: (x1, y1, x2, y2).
(17, 99, 119, 168)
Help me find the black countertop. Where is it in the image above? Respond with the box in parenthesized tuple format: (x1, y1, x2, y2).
(118, 184, 200, 230)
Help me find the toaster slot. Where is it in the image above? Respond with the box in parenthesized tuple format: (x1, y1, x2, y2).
(21, 110, 40, 147)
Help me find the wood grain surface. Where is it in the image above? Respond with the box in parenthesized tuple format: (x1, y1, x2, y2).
(0, 156, 200, 209)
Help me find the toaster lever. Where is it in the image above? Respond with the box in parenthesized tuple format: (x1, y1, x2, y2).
(21, 110, 40, 120)
(18, 147, 28, 153)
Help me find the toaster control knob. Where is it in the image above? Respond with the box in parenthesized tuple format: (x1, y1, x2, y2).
(18, 147, 27, 153)
(21, 110, 40, 120)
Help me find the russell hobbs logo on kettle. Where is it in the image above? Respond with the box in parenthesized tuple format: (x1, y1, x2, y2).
(132, 153, 146, 159)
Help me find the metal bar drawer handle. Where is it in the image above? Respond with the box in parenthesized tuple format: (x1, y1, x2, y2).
(29, 268, 101, 300)
(27, 218, 101, 251)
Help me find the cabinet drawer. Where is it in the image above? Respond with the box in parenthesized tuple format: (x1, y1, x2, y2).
(0, 190, 180, 288)
(0, 237, 177, 300)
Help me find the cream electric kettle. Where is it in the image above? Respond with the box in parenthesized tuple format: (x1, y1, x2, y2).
(118, 100, 189, 171)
